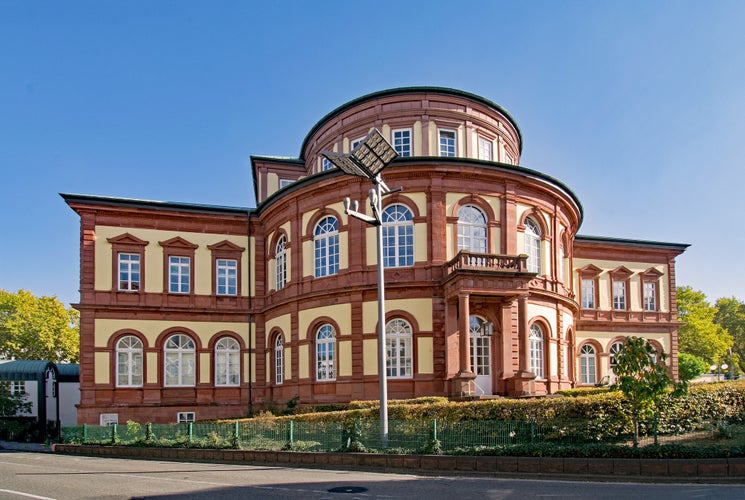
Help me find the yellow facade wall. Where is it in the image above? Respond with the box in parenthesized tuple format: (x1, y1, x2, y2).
(362, 298, 433, 333)
(200, 352, 210, 383)
(284, 347, 291, 381)
(298, 344, 309, 379)
(94, 352, 110, 384)
(573, 258, 668, 312)
(339, 340, 352, 377)
(94, 225, 249, 296)
(527, 303, 558, 338)
(267, 172, 279, 199)
(265, 314, 292, 349)
(147, 352, 158, 383)
(298, 303, 352, 341)
(94, 318, 249, 348)
(417, 337, 434, 374)
(265, 352, 271, 383)
(413, 121, 423, 156)
(363, 338, 378, 376)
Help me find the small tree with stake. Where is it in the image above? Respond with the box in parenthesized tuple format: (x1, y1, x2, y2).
(611, 337, 674, 447)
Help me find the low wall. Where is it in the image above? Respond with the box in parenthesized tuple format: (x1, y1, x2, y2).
(52, 444, 745, 483)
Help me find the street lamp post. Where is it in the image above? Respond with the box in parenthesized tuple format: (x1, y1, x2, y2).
(322, 129, 398, 448)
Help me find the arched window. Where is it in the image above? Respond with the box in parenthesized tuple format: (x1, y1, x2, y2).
(275, 235, 287, 290)
(116, 336, 143, 387)
(316, 324, 336, 381)
(164, 334, 196, 387)
(524, 217, 542, 274)
(382, 204, 414, 268)
(386, 319, 412, 378)
(275, 335, 284, 385)
(580, 344, 597, 385)
(314, 217, 339, 277)
(457, 205, 487, 253)
(529, 323, 544, 379)
(215, 337, 239, 386)
(609, 341, 624, 373)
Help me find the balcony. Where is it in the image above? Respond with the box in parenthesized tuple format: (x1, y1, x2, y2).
(442, 251, 536, 298)
(445, 251, 532, 275)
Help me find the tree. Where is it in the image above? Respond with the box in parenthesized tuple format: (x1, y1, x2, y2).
(677, 352, 709, 383)
(676, 286, 732, 364)
(611, 337, 673, 447)
(714, 297, 745, 373)
(0, 289, 79, 363)
(0, 382, 32, 416)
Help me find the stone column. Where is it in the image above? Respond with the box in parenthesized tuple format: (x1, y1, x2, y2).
(508, 293, 536, 396)
(450, 293, 476, 397)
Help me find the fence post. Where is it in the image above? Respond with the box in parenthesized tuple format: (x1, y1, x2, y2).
(289, 420, 294, 445)
(188, 422, 193, 442)
(433, 418, 438, 441)
(111, 423, 118, 444)
(530, 420, 535, 444)
(83, 423, 87, 443)
(653, 413, 658, 446)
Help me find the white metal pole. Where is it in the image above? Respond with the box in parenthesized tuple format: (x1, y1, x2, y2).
(375, 179, 388, 448)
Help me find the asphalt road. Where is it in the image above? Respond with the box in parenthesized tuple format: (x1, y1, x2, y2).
(1, 450, 744, 499)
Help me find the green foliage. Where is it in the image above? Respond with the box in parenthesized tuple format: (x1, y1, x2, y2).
(0, 289, 80, 362)
(678, 353, 709, 383)
(715, 296, 745, 373)
(0, 382, 32, 416)
(611, 337, 674, 446)
(677, 286, 732, 364)
(555, 387, 611, 397)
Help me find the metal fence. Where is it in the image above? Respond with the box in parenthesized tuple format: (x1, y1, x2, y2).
(60, 417, 728, 453)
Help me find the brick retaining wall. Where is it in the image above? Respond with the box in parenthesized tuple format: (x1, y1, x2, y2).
(51, 444, 745, 483)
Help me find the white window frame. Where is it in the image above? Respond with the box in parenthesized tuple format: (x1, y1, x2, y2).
(439, 129, 456, 157)
(613, 281, 627, 310)
(164, 334, 196, 387)
(116, 335, 143, 387)
(118, 252, 141, 291)
(215, 337, 240, 386)
(524, 218, 542, 274)
(10, 381, 25, 394)
(457, 205, 488, 253)
(529, 323, 544, 379)
(321, 157, 333, 172)
(469, 316, 491, 377)
(478, 136, 493, 161)
(275, 335, 284, 385)
(644, 282, 657, 311)
(351, 136, 364, 151)
(279, 178, 293, 188)
(391, 128, 412, 157)
(579, 344, 597, 385)
(382, 204, 414, 268)
(386, 319, 413, 378)
(216, 258, 237, 296)
(581, 279, 596, 309)
(177, 412, 195, 424)
(168, 256, 190, 294)
(275, 235, 287, 290)
(610, 341, 624, 372)
(315, 324, 336, 382)
(314, 217, 339, 278)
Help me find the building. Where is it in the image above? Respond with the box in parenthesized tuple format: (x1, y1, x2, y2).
(63, 87, 687, 425)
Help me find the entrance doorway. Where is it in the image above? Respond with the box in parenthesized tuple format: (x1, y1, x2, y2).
(470, 316, 492, 395)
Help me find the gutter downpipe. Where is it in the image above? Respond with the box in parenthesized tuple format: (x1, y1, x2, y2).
(247, 210, 253, 417)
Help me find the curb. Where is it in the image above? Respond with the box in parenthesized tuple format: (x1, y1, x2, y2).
(51, 444, 745, 483)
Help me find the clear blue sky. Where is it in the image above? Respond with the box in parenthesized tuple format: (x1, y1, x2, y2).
(2, 0, 745, 308)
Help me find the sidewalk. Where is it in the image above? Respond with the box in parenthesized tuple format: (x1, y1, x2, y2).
(0, 440, 51, 453)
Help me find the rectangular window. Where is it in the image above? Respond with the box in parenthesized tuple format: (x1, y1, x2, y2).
(581, 279, 595, 309)
(216, 258, 237, 296)
(504, 151, 514, 165)
(478, 136, 492, 160)
(177, 412, 195, 424)
(100, 413, 119, 426)
(613, 281, 626, 310)
(321, 158, 332, 171)
(644, 282, 657, 311)
(279, 178, 293, 188)
(439, 130, 456, 157)
(118, 253, 140, 291)
(168, 256, 190, 293)
(10, 381, 25, 394)
(392, 129, 412, 157)
(351, 137, 364, 150)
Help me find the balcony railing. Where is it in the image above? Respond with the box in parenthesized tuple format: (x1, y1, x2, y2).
(445, 251, 531, 275)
